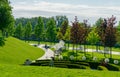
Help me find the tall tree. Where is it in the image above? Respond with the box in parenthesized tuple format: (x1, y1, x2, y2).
(34, 17, 44, 45)
(0, 0, 14, 36)
(64, 26, 70, 49)
(24, 21, 32, 42)
(46, 18, 56, 44)
(101, 15, 117, 58)
(87, 27, 100, 57)
(60, 20, 68, 36)
(70, 16, 80, 59)
(116, 21, 120, 44)
(6, 22, 15, 37)
(14, 23, 23, 39)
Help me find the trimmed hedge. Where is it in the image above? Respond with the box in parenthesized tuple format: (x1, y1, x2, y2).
(75, 62, 89, 66)
(88, 61, 100, 69)
(106, 63, 120, 71)
(67, 64, 90, 69)
(97, 66, 108, 71)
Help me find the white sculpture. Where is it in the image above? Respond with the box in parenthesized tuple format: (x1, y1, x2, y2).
(53, 40, 65, 55)
(114, 60, 119, 64)
(70, 55, 74, 60)
(104, 58, 109, 63)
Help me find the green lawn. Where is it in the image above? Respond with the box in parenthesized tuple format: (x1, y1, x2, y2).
(0, 37, 44, 64)
(0, 64, 120, 77)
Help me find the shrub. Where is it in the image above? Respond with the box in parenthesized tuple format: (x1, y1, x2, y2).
(97, 66, 108, 71)
(67, 64, 90, 69)
(106, 63, 120, 71)
(88, 61, 100, 69)
(75, 62, 89, 66)
(63, 56, 69, 60)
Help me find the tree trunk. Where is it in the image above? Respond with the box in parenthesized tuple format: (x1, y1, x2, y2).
(92, 45, 94, 58)
(104, 46, 106, 58)
(72, 43, 74, 52)
(110, 47, 112, 58)
(68, 41, 70, 50)
(38, 38, 40, 45)
(76, 44, 78, 60)
(84, 44, 86, 56)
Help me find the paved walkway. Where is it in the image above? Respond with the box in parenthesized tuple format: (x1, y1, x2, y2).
(30, 44, 54, 60)
(69, 47, 120, 55)
(30, 44, 120, 61)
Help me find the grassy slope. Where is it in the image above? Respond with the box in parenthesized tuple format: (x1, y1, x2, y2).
(0, 37, 44, 64)
(0, 64, 120, 77)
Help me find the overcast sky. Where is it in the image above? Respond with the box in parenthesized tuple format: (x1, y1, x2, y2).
(10, 0, 120, 25)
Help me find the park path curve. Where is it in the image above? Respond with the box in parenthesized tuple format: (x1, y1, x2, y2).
(30, 44, 54, 60)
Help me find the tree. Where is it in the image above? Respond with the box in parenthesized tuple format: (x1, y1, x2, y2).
(24, 21, 32, 42)
(87, 27, 100, 57)
(6, 22, 15, 37)
(46, 18, 56, 44)
(116, 21, 120, 44)
(103, 26, 116, 58)
(57, 30, 63, 40)
(60, 20, 68, 36)
(0, 0, 14, 36)
(55, 15, 68, 27)
(101, 15, 117, 58)
(70, 16, 80, 59)
(64, 26, 70, 49)
(14, 23, 23, 39)
(34, 17, 44, 45)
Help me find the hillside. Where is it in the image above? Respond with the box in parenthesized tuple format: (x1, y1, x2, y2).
(0, 37, 44, 64)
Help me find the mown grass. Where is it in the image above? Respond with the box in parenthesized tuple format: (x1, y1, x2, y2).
(62, 49, 120, 61)
(0, 37, 44, 64)
(0, 64, 120, 77)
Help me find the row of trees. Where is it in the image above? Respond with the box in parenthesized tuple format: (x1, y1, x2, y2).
(70, 16, 117, 58)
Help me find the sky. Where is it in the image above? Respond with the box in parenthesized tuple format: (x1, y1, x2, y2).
(10, 0, 120, 25)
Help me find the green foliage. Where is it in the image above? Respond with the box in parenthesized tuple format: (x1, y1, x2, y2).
(34, 17, 44, 44)
(60, 20, 68, 36)
(46, 18, 56, 42)
(6, 22, 15, 37)
(67, 64, 90, 69)
(64, 27, 70, 41)
(0, 37, 44, 64)
(97, 66, 108, 71)
(14, 23, 23, 39)
(116, 21, 120, 44)
(0, 0, 14, 33)
(87, 27, 100, 45)
(88, 61, 100, 69)
(106, 63, 120, 71)
(56, 31, 63, 40)
(24, 21, 32, 41)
